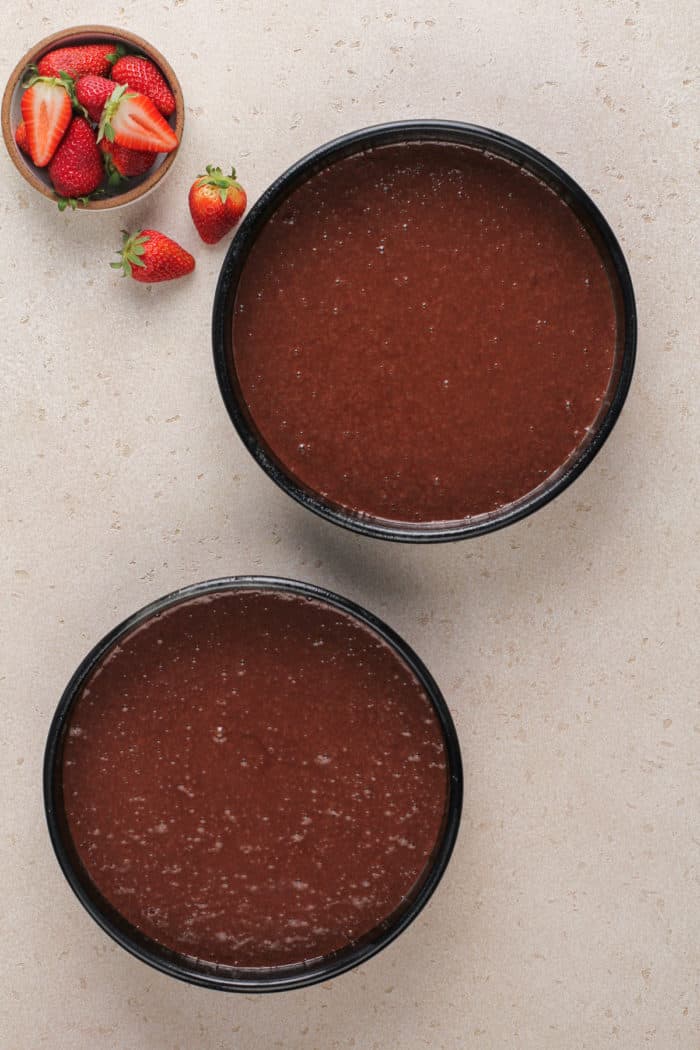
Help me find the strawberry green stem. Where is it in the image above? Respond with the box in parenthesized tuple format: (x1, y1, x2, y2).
(105, 43, 126, 65)
(57, 187, 105, 212)
(102, 152, 126, 188)
(111, 230, 150, 277)
(97, 83, 135, 144)
(22, 70, 75, 93)
(195, 165, 242, 204)
(57, 195, 90, 212)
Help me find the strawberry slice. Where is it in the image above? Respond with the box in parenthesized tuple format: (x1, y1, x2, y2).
(20, 75, 73, 167)
(98, 84, 177, 154)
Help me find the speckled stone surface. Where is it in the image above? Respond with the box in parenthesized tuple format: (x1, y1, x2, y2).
(0, 2, 697, 1048)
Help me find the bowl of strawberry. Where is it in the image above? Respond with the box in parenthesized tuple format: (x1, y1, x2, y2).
(2, 25, 184, 210)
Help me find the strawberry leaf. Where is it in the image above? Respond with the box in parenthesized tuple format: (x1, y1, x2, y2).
(21, 63, 39, 88)
(98, 120, 115, 144)
(98, 83, 131, 143)
(59, 72, 87, 118)
(102, 153, 125, 188)
(22, 71, 73, 92)
(114, 230, 151, 278)
(105, 43, 126, 64)
(56, 194, 93, 212)
(196, 164, 242, 203)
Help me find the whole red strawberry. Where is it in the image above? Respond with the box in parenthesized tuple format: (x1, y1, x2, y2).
(111, 229, 195, 283)
(75, 74, 115, 123)
(48, 116, 104, 205)
(111, 55, 175, 116)
(188, 165, 247, 244)
(37, 42, 122, 79)
(101, 139, 157, 184)
(14, 120, 30, 155)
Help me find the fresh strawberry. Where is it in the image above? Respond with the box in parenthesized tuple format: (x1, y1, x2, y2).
(99, 84, 178, 153)
(37, 42, 122, 80)
(100, 139, 157, 185)
(111, 55, 175, 117)
(48, 116, 104, 205)
(14, 120, 30, 155)
(20, 75, 73, 166)
(188, 165, 247, 244)
(112, 229, 195, 283)
(75, 74, 115, 123)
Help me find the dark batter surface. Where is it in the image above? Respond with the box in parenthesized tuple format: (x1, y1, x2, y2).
(62, 589, 449, 968)
(233, 141, 617, 523)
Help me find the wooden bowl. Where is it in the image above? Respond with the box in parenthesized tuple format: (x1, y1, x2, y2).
(1, 25, 184, 210)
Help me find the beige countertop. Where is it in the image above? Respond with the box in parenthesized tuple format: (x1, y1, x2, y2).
(1, 2, 698, 1048)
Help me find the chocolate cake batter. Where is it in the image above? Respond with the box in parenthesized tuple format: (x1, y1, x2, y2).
(233, 141, 618, 523)
(62, 588, 449, 968)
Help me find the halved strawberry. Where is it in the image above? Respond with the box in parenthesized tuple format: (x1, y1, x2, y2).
(111, 229, 195, 283)
(111, 55, 175, 116)
(75, 74, 115, 123)
(98, 84, 178, 154)
(100, 139, 157, 185)
(20, 75, 73, 167)
(37, 43, 123, 80)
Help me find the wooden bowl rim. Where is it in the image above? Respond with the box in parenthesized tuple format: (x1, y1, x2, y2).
(1, 24, 184, 210)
